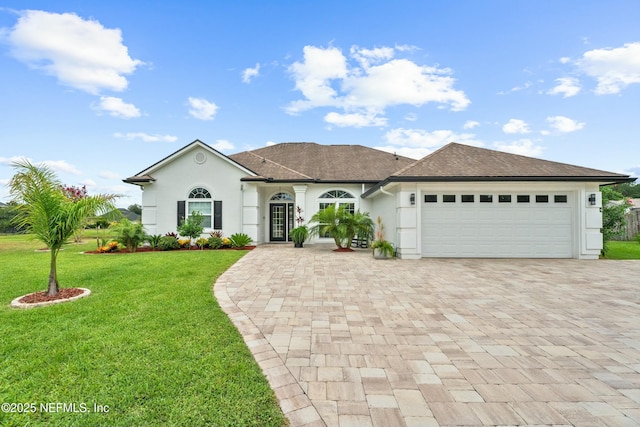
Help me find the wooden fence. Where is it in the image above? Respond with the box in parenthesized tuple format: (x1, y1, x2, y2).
(614, 208, 640, 241)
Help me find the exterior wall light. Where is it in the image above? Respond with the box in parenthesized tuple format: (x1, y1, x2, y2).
(588, 193, 596, 206)
(410, 193, 416, 205)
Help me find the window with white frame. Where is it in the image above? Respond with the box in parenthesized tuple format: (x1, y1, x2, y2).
(187, 187, 212, 228)
(318, 190, 356, 237)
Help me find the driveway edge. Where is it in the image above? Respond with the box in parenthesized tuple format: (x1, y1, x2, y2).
(214, 250, 326, 427)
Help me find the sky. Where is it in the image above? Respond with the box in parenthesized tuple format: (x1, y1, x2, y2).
(0, 1, 639, 208)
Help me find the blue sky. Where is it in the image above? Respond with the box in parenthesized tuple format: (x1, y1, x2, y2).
(1, 1, 639, 207)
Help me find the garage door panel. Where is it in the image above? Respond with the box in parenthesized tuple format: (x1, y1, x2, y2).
(422, 195, 573, 258)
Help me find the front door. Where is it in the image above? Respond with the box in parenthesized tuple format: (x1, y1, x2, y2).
(270, 203, 294, 241)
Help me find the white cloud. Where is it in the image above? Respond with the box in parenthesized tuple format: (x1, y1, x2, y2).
(211, 139, 234, 152)
(324, 111, 387, 128)
(242, 63, 260, 83)
(577, 42, 640, 94)
(94, 96, 141, 119)
(498, 81, 532, 95)
(349, 45, 394, 68)
(286, 45, 348, 113)
(42, 160, 82, 175)
(265, 141, 276, 146)
(559, 57, 571, 64)
(493, 139, 544, 157)
(375, 127, 483, 158)
(4, 10, 143, 94)
(0, 155, 30, 165)
(546, 115, 585, 133)
(187, 97, 218, 120)
(547, 77, 581, 97)
(99, 171, 121, 180)
(463, 120, 480, 129)
(286, 44, 470, 125)
(114, 132, 178, 142)
(502, 119, 531, 134)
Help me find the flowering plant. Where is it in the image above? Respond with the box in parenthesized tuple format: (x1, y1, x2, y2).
(97, 241, 119, 253)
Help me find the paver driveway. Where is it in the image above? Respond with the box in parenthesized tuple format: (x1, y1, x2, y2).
(215, 244, 640, 427)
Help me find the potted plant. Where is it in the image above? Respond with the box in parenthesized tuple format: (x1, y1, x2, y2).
(290, 205, 308, 248)
(371, 216, 395, 259)
(290, 225, 308, 248)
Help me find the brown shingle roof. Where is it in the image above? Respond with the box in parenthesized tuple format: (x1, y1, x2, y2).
(229, 142, 415, 182)
(393, 143, 630, 179)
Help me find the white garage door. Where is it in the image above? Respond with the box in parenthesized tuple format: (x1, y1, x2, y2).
(421, 193, 573, 258)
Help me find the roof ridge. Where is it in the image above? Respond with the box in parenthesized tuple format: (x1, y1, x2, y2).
(243, 151, 313, 179)
(391, 143, 452, 176)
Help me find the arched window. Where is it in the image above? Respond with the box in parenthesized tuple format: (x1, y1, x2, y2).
(320, 190, 354, 199)
(270, 192, 294, 201)
(187, 187, 212, 228)
(317, 189, 356, 237)
(189, 188, 212, 199)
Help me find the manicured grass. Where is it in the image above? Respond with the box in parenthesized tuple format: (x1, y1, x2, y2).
(0, 236, 287, 427)
(603, 240, 640, 260)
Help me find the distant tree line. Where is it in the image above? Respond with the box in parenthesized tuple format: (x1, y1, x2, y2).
(613, 181, 640, 198)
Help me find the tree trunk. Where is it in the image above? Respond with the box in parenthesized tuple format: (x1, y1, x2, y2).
(47, 249, 59, 296)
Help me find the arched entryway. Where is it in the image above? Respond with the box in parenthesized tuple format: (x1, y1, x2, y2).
(269, 192, 294, 241)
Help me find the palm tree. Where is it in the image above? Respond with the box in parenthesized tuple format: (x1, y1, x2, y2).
(309, 204, 348, 249)
(9, 160, 117, 296)
(309, 205, 374, 250)
(344, 210, 374, 248)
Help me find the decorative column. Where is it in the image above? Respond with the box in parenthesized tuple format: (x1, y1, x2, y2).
(292, 185, 308, 224)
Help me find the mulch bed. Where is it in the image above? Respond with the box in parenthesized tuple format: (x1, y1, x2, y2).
(18, 288, 85, 304)
(84, 246, 256, 254)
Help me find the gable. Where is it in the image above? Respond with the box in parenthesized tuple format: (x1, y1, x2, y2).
(123, 139, 256, 184)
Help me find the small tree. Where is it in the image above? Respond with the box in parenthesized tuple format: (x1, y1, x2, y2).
(127, 204, 142, 215)
(9, 160, 117, 296)
(602, 186, 631, 254)
(177, 211, 205, 247)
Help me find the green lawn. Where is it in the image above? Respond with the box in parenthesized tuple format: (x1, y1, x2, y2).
(0, 236, 287, 427)
(603, 240, 640, 260)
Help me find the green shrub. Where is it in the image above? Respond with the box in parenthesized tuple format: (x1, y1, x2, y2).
(110, 219, 146, 253)
(228, 233, 252, 248)
(158, 235, 180, 251)
(195, 237, 208, 249)
(636, 232, 640, 245)
(147, 234, 162, 250)
(208, 236, 223, 249)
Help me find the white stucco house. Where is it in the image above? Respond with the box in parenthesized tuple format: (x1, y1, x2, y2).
(124, 139, 632, 259)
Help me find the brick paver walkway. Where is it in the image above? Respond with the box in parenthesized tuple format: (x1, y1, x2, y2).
(214, 244, 640, 427)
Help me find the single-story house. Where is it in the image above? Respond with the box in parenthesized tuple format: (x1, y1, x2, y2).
(124, 139, 632, 259)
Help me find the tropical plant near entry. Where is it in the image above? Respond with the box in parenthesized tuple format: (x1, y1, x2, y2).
(309, 205, 374, 250)
(345, 210, 374, 249)
(111, 218, 147, 252)
(228, 233, 252, 248)
(371, 216, 395, 258)
(309, 205, 348, 249)
(8, 160, 117, 296)
(290, 226, 308, 247)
